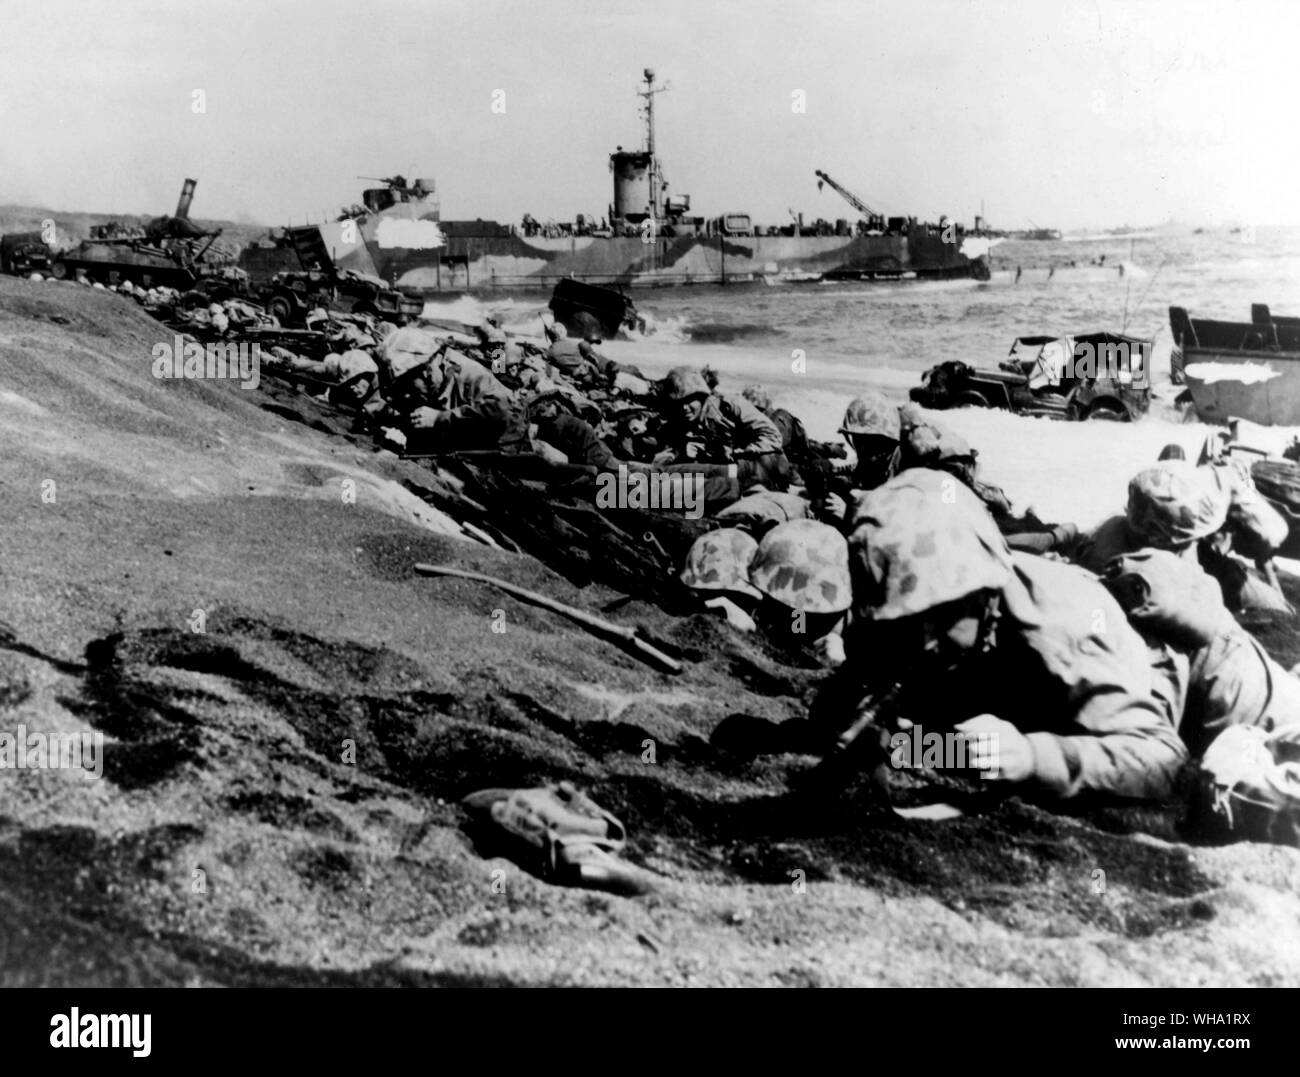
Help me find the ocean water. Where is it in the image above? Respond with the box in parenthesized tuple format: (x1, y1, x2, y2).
(424, 226, 1300, 531)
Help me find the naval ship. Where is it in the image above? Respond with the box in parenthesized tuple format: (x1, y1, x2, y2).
(242, 71, 994, 293)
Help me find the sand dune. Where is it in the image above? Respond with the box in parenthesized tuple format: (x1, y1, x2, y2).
(3, 276, 1300, 986)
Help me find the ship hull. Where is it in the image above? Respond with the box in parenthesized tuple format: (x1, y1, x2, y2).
(313, 217, 991, 292)
(1182, 348, 1300, 427)
(1171, 304, 1300, 426)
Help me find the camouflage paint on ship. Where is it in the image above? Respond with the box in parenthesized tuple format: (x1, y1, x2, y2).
(246, 70, 995, 293)
(311, 208, 992, 292)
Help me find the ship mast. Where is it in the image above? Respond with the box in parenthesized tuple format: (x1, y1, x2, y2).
(638, 68, 668, 220)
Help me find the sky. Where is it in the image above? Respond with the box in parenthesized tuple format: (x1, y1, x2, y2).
(1, 0, 1297, 230)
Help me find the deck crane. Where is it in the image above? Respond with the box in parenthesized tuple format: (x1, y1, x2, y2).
(814, 170, 880, 219)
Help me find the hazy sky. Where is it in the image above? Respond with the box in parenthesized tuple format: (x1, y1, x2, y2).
(2, 0, 1296, 229)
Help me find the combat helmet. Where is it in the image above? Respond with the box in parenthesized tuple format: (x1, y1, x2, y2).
(609, 400, 654, 428)
(327, 349, 379, 384)
(900, 414, 977, 484)
(526, 384, 576, 416)
(741, 384, 772, 412)
(904, 417, 974, 465)
(680, 529, 761, 598)
(848, 468, 1014, 620)
(748, 519, 852, 614)
(1126, 461, 1229, 547)
(662, 366, 711, 402)
(839, 391, 901, 440)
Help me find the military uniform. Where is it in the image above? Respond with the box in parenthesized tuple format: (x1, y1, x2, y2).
(834, 469, 1187, 801)
(741, 385, 814, 475)
(379, 346, 518, 453)
(546, 338, 599, 380)
(1208, 456, 1289, 561)
(1103, 548, 1300, 845)
(1073, 459, 1288, 612)
(660, 367, 789, 491)
(671, 393, 785, 462)
(533, 412, 616, 469)
(1102, 549, 1300, 755)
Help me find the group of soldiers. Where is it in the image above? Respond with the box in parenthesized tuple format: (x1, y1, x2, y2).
(675, 386, 1300, 843)
(133, 283, 1300, 846)
(266, 313, 814, 507)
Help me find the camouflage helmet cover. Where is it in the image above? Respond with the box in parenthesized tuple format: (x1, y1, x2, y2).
(680, 528, 762, 598)
(848, 468, 1014, 620)
(748, 519, 853, 614)
(840, 391, 901, 439)
(897, 402, 926, 433)
(903, 416, 974, 465)
(662, 366, 711, 402)
(1126, 461, 1229, 546)
(741, 384, 773, 412)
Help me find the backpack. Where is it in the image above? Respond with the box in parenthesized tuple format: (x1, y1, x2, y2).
(1194, 725, 1300, 846)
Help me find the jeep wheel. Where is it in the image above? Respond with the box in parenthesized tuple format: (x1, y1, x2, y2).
(1086, 402, 1129, 422)
(267, 294, 295, 323)
(50, 260, 68, 280)
(954, 389, 989, 409)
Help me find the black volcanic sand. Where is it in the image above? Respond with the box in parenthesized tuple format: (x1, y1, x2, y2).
(2, 275, 1300, 986)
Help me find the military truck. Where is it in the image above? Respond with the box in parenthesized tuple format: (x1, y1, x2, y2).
(0, 231, 53, 276)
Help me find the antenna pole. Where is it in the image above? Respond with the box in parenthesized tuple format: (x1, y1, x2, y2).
(1121, 237, 1135, 332)
(638, 69, 668, 220)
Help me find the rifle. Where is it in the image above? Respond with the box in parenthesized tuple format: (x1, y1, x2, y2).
(413, 563, 682, 673)
(821, 682, 905, 770)
(800, 453, 856, 518)
(790, 677, 907, 800)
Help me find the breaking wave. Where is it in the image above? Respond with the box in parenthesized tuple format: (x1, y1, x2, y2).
(625, 310, 690, 345)
(684, 320, 782, 344)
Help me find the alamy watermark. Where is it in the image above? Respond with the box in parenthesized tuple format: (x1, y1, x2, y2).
(890, 724, 1000, 778)
(1047, 340, 1151, 388)
(595, 464, 705, 519)
(0, 726, 104, 780)
(151, 335, 261, 389)
(50, 1008, 150, 1056)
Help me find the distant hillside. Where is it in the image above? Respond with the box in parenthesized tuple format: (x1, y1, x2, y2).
(0, 203, 272, 259)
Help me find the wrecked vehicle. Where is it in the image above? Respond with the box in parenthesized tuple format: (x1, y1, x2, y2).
(246, 224, 422, 326)
(260, 266, 422, 326)
(548, 278, 644, 339)
(46, 179, 227, 291)
(0, 231, 53, 276)
(910, 331, 1152, 421)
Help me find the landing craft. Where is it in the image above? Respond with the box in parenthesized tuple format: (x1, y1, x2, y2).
(1172, 303, 1300, 427)
(240, 71, 995, 293)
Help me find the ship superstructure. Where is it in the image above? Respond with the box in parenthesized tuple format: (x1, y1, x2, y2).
(241, 72, 994, 292)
